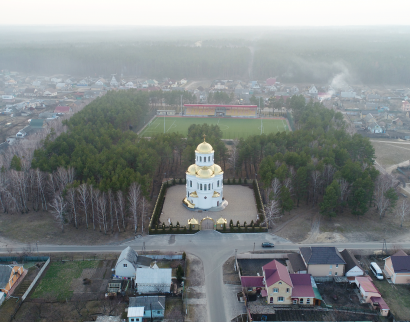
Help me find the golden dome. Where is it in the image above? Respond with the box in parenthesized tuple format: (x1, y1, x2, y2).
(189, 191, 198, 198)
(196, 141, 214, 154)
(188, 217, 198, 225)
(186, 164, 197, 175)
(213, 164, 223, 175)
(216, 217, 227, 225)
(212, 191, 220, 198)
(196, 166, 214, 178)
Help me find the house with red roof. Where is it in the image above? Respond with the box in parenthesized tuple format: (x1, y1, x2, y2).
(54, 105, 72, 114)
(355, 276, 389, 316)
(384, 249, 410, 284)
(240, 260, 315, 306)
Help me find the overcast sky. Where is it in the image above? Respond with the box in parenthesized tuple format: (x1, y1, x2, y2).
(2, 0, 408, 26)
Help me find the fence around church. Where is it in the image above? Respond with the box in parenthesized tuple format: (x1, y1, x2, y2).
(148, 178, 267, 235)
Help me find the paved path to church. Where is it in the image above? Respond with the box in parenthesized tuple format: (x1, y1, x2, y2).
(162, 185, 258, 226)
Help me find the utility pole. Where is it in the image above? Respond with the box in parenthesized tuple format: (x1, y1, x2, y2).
(234, 249, 237, 272)
(164, 115, 165, 133)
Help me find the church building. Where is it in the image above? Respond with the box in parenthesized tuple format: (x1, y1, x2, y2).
(183, 137, 226, 210)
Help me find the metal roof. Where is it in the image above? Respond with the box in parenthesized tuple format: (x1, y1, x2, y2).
(300, 247, 346, 265)
(129, 296, 166, 311)
(0, 265, 13, 289)
(116, 247, 138, 269)
(135, 267, 172, 286)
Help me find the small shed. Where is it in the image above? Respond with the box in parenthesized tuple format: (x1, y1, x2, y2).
(29, 119, 44, 129)
(340, 249, 364, 277)
(135, 266, 172, 293)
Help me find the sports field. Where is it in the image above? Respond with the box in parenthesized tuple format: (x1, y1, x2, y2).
(139, 116, 289, 139)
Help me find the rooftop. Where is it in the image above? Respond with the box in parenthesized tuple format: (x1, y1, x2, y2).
(240, 276, 264, 288)
(300, 247, 346, 265)
(290, 274, 315, 298)
(391, 256, 410, 273)
(129, 295, 166, 311)
(262, 260, 292, 288)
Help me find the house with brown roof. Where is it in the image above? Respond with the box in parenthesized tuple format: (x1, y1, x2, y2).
(240, 260, 316, 306)
(299, 247, 345, 277)
(340, 249, 364, 277)
(54, 105, 72, 114)
(384, 250, 410, 284)
(0, 265, 25, 296)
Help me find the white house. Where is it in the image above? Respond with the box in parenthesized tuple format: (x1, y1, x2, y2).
(180, 78, 187, 85)
(341, 249, 364, 277)
(184, 138, 225, 210)
(43, 91, 57, 97)
(128, 307, 144, 322)
(125, 82, 135, 89)
(135, 265, 172, 293)
(114, 247, 152, 279)
(56, 83, 66, 89)
(94, 80, 104, 87)
(110, 76, 119, 87)
(308, 85, 318, 95)
(77, 79, 88, 87)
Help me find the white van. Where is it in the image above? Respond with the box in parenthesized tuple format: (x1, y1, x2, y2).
(370, 262, 384, 280)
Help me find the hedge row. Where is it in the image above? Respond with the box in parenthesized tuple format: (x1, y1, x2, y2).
(253, 180, 265, 224)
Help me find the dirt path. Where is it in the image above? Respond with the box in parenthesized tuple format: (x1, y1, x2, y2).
(301, 214, 320, 244)
(272, 212, 303, 234)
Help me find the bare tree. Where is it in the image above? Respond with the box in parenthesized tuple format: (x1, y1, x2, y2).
(375, 174, 397, 219)
(116, 190, 126, 231)
(265, 198, 281, 228)
(310, 170, 321, 205)
(66, 187, 78, 228)
(78, 183, 89, 229)
(128, 182, 141, 234)
(140, 196, 147, 234)
(98, 192, 107, 234)
(49, 195, 66, 232)
(396, 199, 410, 227)
(228, 139, 239, 174)
(108, 189, 114, 233)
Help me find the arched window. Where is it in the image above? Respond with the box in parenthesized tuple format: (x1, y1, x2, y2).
(217, 180, 219, 187)
(208, 156, 210, 162)
(200, 184, 202, 190)
(190, 180, 192, 187)
(187, 191, 189, 197)
(208, 183, 211, 190)
(200, 156, 202, 162)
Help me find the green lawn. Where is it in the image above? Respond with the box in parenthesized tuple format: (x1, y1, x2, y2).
(373, 279, 410, 320)
(31, 261, 99, 300)
(140, 117, 289, 139)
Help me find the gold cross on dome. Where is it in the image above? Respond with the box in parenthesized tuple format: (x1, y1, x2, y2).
(203, 133, 206, 142)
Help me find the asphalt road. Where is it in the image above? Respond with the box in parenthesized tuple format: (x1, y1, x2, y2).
(1, 231, 408, 322)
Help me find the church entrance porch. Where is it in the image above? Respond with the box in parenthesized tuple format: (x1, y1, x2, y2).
(200, 217, 215, 230)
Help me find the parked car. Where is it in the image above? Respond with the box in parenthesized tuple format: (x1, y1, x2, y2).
(262, 242, 274, 248)
(370, 262, 384, 280)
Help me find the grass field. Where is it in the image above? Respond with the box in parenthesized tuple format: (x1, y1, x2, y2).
(140, 117, 289, 139)
(32, 260, 99, 300)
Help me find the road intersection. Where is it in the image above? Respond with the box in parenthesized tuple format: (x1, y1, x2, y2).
(1, 231, 408, 322)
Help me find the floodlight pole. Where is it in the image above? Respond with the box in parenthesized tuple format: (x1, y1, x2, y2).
(164, 115, 165, 133)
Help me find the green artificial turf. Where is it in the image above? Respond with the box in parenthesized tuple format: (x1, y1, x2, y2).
(140, 117, 289, 139)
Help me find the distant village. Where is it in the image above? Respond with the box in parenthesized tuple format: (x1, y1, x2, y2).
(1, 69, 410, 149)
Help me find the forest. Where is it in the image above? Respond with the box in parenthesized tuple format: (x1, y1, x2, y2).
(0, 90, 400, 234)
(2, 27, 410, 83)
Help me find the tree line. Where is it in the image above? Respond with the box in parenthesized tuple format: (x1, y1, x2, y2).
(232, 95, 399, 226)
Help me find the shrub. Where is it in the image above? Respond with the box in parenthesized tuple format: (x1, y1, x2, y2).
(172, 178, 176, 185)
(182, 252, 186, 260)
(223, 223, 226, 232)
(232, 178, 236, 184)
(189, 224, 192, 232)
(236, 220, 240, 227)
(178, 178, 182, 184)
(244, 178, 247, 184)
(229, 219, 233, 227)
(239, 178, 242, 184)
(227, 178, 231, 185)
(244, 221, 247, 227)
(183, 226, 187, 234)
(169, 223, 173, 231)
(176, 265, 184, 281)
